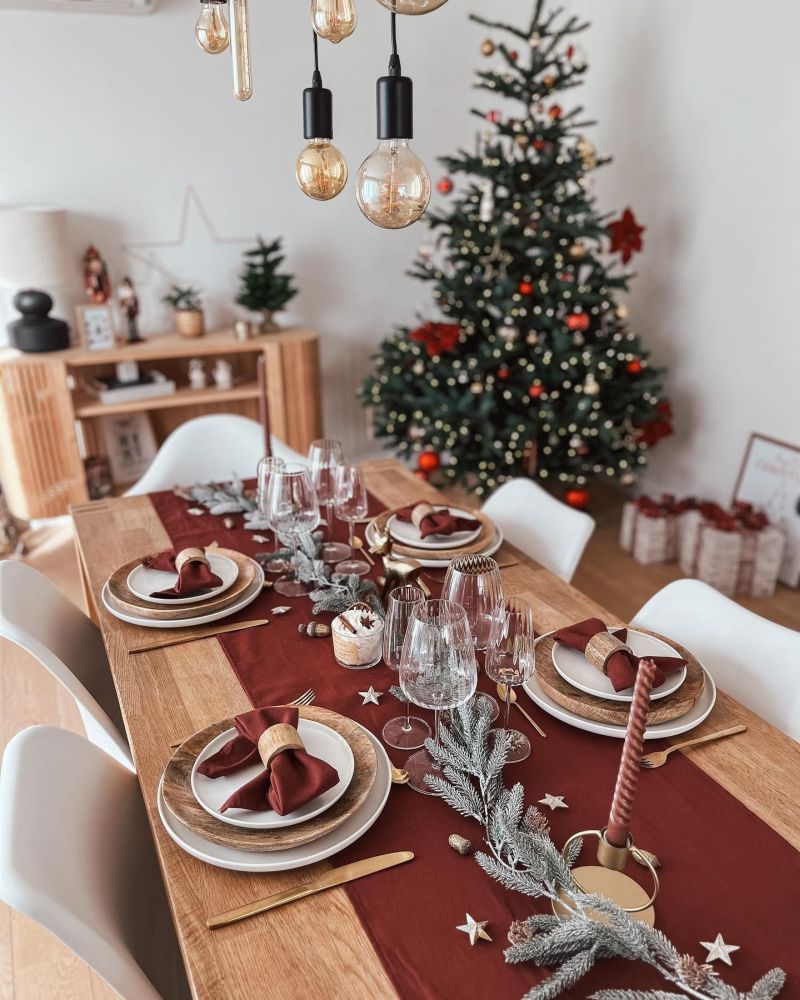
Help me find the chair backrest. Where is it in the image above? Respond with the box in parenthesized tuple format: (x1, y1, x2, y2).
(0, 561, 132, 771)
(0, 726, 187, 1000)
(481, 479, 595, 582)
(126, 414, 306, 495)
(632, 579, 800, 741)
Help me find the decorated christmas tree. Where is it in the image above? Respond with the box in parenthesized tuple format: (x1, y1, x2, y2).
(360, 1, 673, 506)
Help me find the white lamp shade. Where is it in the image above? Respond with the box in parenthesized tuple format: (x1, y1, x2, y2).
(0, 205, 73, 289)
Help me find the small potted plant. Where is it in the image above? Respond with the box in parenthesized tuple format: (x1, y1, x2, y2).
(162, 285, 204, 338)
(235, 237, 297, 332)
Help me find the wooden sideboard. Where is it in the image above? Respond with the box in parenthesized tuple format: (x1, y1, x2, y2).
(0, 327, 322, 518)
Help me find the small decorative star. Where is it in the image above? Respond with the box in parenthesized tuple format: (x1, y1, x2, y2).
(700, 933, 739, 966)
(538, 793, 568, 811)
(270, 606, 291, 615)
(359, 686, 382, 706)
(457, 913, 492, 946)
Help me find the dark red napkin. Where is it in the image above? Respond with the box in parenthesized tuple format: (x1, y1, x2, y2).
(395, 501, 481, 539)
(552, 617, 686, 692)
(142, 548, 222, 598)
(196, 706, 340, 815)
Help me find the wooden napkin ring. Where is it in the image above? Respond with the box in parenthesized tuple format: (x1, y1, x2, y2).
(585, 631, 633, 674)
(411, 502, 435, 530)
(175, 547, 210, 573)
(257, 724, 305, 768)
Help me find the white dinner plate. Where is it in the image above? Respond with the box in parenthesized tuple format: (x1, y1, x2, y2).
(524, 636, 717, 740)
(157, 725, 391, 872)
(412, 528, 505, 568)
(551, 628, 687, 703)
(127, 552, 239, 605)
(101, 563, 263, 629)
(387, 507, 483, 551)
(190, 718, 355, 830)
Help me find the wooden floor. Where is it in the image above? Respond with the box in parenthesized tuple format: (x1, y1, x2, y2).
(0, 490, 797, 999)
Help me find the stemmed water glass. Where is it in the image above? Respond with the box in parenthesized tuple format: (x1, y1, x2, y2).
(256, 456, 289, 574)
(333, 464, 370, 576)
(485, 596, 536, 764)
(442, 554, 503, 721)
(382, 585, 431, 750)
(265, 462, 320, 597)
(400, 600, 478, 794)
(307, 439, 351, 564)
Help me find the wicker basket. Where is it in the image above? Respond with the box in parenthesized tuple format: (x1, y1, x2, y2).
(175, 308, 205, 338)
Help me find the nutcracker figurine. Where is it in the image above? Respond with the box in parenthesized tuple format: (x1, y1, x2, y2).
(117, 276, 142, 343)
(83, 245, 112, 304)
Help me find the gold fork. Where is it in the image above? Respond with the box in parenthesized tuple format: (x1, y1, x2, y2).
(169, 688, 317, 748)
(641, 725, 747, 769)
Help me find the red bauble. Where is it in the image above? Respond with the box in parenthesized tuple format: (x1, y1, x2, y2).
(418, 451, 441, 473)
(626, 359, 643, 375)
(532, 139, 546, 151)
(566, 312, 590, 331)
(518, 280, 534, 295)
(413, 469, 429, 481)
(486, 110, 502, 123)
(497, 366, 510, 380)
(437, 177, 453, 194)
(565, 488, 590, 509)
(548, 104, 562, 119)
(528, 384, 544, 399)
(508, 50, 519, 62)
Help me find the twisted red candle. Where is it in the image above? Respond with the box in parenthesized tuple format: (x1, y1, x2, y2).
(606, 657, 657, 847)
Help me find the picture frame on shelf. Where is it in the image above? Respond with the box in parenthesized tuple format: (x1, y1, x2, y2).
(732, 432, 800, 587)
(75, 303, 116, 351)
(99, 412, 157, 487)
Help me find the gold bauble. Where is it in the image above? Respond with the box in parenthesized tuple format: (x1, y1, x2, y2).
(515, 134, 530, 148)
(569, 242, 586, 260)
(542, 74, 556, 90)
(576, 135, 597, 170)
(481, 39, 495, 56)
(615, 303, 630, 320)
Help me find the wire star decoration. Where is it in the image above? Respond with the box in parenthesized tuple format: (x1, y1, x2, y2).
(359, 686, 382, 705)
(457, 913, 492, 946)
(700, 933, 739, 966)
(538, 793, 568, 811)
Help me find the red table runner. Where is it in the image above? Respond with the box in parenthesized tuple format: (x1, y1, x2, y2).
(150, 489, 800, 999)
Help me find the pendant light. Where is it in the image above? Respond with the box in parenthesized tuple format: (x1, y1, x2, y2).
(311, 0, 357, 43)
(296, 34, 348, 201)
(230, 0, 252, 100)
(375, 0, 448, 13)
(195, 0, 230, 53)
(355, 13, 431, 229)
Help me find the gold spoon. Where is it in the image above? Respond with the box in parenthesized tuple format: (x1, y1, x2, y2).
(391, 766, 410, 784)
(496, 683, 547, 738)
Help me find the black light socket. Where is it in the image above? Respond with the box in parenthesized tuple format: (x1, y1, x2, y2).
(303, 71, 333, 140)
(377, 54, 413, 139)
(201, 0, 227, 5)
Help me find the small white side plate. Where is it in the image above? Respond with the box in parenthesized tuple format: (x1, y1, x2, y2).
(387, 507, 483, 551)
(190, 719, 355, 830)
(127, 552, 239, 605)
(552, 628, 687, 703)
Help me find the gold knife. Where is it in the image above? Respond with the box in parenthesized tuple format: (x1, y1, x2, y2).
(127, 618, 269, 654)
(206, 851, 414, 929)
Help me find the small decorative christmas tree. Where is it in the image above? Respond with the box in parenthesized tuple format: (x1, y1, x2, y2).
(360, 1, 672, 506)
(235, 237, 297, 330)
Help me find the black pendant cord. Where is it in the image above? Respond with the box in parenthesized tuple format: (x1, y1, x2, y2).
(378, 9, 412, 138)
(390, 10, 398, 57)
(304, 28, 333, 139)
(312, 30, 321, 85)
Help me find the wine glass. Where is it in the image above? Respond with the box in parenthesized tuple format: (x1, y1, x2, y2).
(485, 596, 536, 764)
(256, 456, 289, 574)
(400, 599, 477, 794)
(266, 462, 320, 597)
(333, 464, 370, 576)
(442, 554, 503, 721)
(307, 439, 351, 564)
(382, 585, 431, 750)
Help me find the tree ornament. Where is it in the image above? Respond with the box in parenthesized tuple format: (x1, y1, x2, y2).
(532, 138, 546, 151)
(456, 914, 492, 946)
(408, 424, 426, 441)
(548, 104, 562, 120)
(418, 243, 434, 261)
(538, 793, 568, 811)
(410, 321, 459, 357)
(626, 358, 643, 375)
(565, 487, 590, 509)
(470, 382, 484, 395)
(486, 109, 502, 124)
(515, 134, 529, 149)
(583, 373, 600, 396)
(418, 450, 441, 472)
(700, 934, 740, 966)
(480, 38, 495, 56)
(499, 320, 519, 342)
(528, 383, 544, 399)
(437, 177, 453, 194)
(615, 303, 630, 320)
(518, 279, 534, 295)
(497, 366, 510, 380)
(358, 686, 382, 706)
(567, 44, 587, 70)
(620, 472, 637, 487)
(526, 331, 539, 345)
(479, 180, 495, 223)
(576, 135, 597, 169)
(542, 73, 556, 90)
(568, 241, 586, 260)
(412, 360, 425, 375)
(608, 208, 645, 263)
(508, 50, 519, 62)
(528, 31, 541, 47)
(566, 312, 589, 331)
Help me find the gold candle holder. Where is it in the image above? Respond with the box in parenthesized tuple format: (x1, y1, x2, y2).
(552, 827, 659, 927)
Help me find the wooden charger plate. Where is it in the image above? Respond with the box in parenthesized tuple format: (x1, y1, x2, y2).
(106, 547, 256, 621)
(366, 507, 499, 562)
(162, 705, 378, 853)
(535, 627, 705, 726)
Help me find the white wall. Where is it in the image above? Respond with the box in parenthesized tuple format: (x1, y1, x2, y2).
(2, 0, 798, 501)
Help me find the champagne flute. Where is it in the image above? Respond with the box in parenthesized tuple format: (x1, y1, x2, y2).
(485, 596, 536, 763)
(266, 463, 320, 597)
(307, 439, 350, 563)
(400, 599, 477, 794)
(382, 585, 431, 750)
(256, 456, 289, 574)
(333, 464, 370, 576)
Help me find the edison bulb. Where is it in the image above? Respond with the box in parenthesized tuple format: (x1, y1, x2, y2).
(296, 140, 348, 201)
(311, 0, 357, 43)
(195, 1, 230, 53)
(356, 139, 430, 229)
(375, 0, 448, 12)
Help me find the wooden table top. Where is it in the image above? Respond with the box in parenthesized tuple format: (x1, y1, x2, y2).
(71, 459, 800, 1000)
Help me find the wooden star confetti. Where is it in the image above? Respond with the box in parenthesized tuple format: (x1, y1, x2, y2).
(457, 913, 492, 945)
(700, 933, 739, 966)
(251, 534, 270, 544)
(271, 606, 291, 615)
(538, 793, 568, 811)
(359, 686, 382, 705)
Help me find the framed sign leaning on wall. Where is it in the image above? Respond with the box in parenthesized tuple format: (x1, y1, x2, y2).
(733, 433, 800, 587)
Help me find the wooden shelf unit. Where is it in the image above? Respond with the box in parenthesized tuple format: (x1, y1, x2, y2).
(0, 326, 322, 518)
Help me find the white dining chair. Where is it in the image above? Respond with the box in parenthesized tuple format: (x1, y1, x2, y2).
(126, 414, 305, 494)
(632, 579, 800, 741)
(0, 561, 133, 771)
(0, 726, 189, 1000)
(481, 478, 595, 582)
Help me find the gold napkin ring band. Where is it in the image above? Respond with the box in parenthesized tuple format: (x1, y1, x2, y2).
(585, 632, 632, 674)
(175, 547, 210, 573)
(411, 502, 435, 530)
(257, 724, 305, 769)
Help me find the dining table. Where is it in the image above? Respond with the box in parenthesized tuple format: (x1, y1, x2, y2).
(70, 458, 800, 1000)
